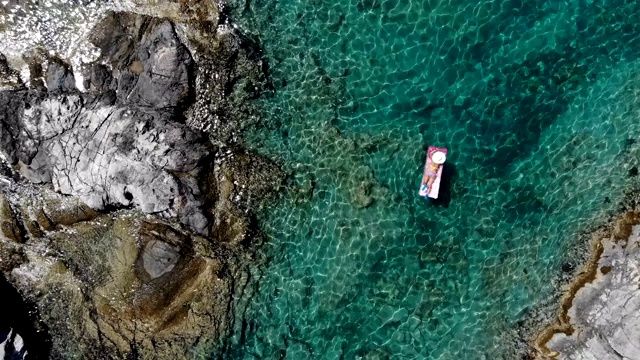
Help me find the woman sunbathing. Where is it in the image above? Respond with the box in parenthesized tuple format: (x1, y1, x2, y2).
(421, 150, 446, 196)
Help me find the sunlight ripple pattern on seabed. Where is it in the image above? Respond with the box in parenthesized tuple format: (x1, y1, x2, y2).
(224, 0, 640, 358)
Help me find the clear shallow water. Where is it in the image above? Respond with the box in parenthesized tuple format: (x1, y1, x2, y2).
(223, 0, 640, 358)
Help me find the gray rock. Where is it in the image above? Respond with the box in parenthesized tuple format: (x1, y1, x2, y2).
(2, 94, 211, 233)
(127, 21, 193, 109)
(45, 58, 76, 93)
(88, 64, 114, 93)
(0, 92, 27, 164)
(0, 11, 214, 234)
(90, 12, 193, 110)
(142, 239, 180, 279)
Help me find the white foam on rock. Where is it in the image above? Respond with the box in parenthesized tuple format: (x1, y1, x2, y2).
(72, 61, 86, 92)
(0, 0, 166, 91)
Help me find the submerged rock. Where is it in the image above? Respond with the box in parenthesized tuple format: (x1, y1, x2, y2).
(352, 180, 374, 209)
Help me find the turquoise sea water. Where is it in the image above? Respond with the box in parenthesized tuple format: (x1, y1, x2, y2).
(223, 0, 640, 358)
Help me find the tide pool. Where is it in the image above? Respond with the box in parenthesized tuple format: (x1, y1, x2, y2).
(223, 0, 640, 358)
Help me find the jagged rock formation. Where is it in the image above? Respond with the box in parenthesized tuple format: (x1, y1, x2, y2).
(0, 5, 281, 360)
(1, 92, 213, 233)
(0, 13, 212, 233)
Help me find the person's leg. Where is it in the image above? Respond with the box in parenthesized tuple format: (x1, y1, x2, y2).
(426, 176, 435, 191)
(422, 176, 431, 199)
(422, 175, 434, 194)
(422, 175, 431, 190)
(421, 179, 429, 193)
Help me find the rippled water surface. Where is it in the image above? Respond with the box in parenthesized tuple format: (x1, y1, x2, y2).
(224, 0, 640, 358)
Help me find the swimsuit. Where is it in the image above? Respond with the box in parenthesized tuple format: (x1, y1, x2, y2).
(426, 163, 439, 177)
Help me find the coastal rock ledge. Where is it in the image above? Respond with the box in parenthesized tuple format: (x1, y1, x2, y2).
(0, 4, 280, 360)
(535, 212, 640, 360)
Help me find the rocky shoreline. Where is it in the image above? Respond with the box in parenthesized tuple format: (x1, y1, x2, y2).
(0, 1, 281, 359)
(529, 196, 640, 359)
(4, 2, 640, 360)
